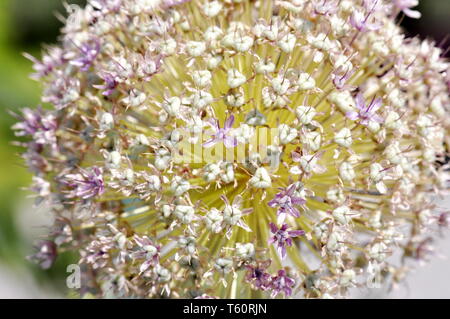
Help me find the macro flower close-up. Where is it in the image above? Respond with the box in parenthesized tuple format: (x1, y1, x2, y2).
(4, 0, 450, 300)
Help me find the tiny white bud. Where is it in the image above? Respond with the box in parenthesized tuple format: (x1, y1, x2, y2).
(278, 124, 298, 145)
(203, 163, 221, 182)
(223, 205, 242, 226)
(296, 72, 316, 90)
(192, 70, 212, 87)
(339, 162, 356, 181)
(205, 208, 223, 233)
(171, 176, 190, 196)
(207, 55, 223, 69)
(122, 90, 146, 107)
(174, 205, 195, 224)
(249, 167, 272, 188)
(147, 175, 161, 192)
(160, 38, 177, 55)
(384, 111, 401, 130)
(220, 162, 235, 184)
(271, 76, 291, 95)
(204, 26, 223, 42)
(162, 97, 181, 117)
(186, 41, 206, 57)
(235, 243, 255, 259)
(328, 91, 356, 113)
(295, 105, 317, 125)
(340, 269, 356, 287)
(99, 112, 114, 130)
(368, 211, 382, 229)
(326, 187, 345, 204)
(214, 258, 233, 274)
(233, 36, 254, 52)
(369, 242, 389, 262)
(334, 128, 353, 147)
(191, 90, 213, 109)
(203, 1, 222, 18)
(370, 163, 385, 183)
(301, 131, 321, 151)
(225, 89, 245, 108)
(332, 206, 354, 225)
(227, 69, 246, 88)
(384, 142, 402, 164)
(106, 151, 122, 168)
(255, 59, 276, 74)
(278, 33, 296, 53)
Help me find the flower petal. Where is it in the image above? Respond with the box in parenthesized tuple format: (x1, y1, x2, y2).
(355, 93, 366, 110)
(346, 111, 359, 121)
(203, 137, 218, 148)
(269, 222, 278, 233)
(403, 8, 421, 19)
(224, 115, 235, 129)
(224, 135, 237, 148)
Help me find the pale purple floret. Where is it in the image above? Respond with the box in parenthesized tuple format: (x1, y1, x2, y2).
(314, 0, 339, 16)
(64, 166, 105, 199)
(346, 93, 383, 125)
(27, 240, 57, 269)
(23, 149, 49, 174)
(93, 72, 119, 96)
(393, 0, 421, 19)
(268, 184, 305, 224)
(82, 237, 114, 269)
(350, 9, 382, 32)
(12, 107, 57, 148)
(138, 53, 163, 81)
(23, 48, 65, 80)
(203, 115, 237, 148)
(363, 0, 386, 12)
(414, 238, 434, 261)
(42, 73, 80, 110)
(70, 40, 101, 71)
(245, 261, 272, 291)
(332, 66, 357, 91)
(13, 108, 43, 136)
(270, 269, 296, 297)
(437, 212, 450, 228)
(132, 235, 160, 273)
(269, 223, 305, 259)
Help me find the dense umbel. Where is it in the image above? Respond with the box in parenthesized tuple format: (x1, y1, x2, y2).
(14, 0, 450, 298)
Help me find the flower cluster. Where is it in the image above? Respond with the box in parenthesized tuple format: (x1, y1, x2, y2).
(16, 0, 450, 299)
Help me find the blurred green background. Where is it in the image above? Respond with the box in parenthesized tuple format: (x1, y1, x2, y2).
(0, 0, 448, 296)
(0, 0, 85, 295)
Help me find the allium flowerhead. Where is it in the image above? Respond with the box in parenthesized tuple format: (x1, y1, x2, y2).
(15, 0, 450, 299)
